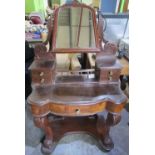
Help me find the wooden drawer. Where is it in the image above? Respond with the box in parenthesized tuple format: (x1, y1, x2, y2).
(96, 69, 121, 82)
(31, 69, 54, 84)
(31, 102, 107, 116)
(56, 103, 106, 116)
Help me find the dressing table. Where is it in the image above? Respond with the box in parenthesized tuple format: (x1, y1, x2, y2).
(27, 0, 127, 154)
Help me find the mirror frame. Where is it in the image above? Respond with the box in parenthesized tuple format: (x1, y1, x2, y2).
(51, 0, 100, 53)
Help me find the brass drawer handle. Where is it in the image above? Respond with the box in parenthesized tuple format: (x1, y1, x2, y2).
(41, 79, 45, 83)
(108, 71, 113, 80)
(75, 108, 80, 114)
(109, 71, 113, 76)
(40, 72, 44, 76)
(109, 76, 112, 81)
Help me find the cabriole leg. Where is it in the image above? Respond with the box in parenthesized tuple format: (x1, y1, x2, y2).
(34, 116, 54, 154)
(97, 112, 121, 151)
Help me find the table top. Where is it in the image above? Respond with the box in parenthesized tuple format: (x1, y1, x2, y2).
(28, 82, 127, 106)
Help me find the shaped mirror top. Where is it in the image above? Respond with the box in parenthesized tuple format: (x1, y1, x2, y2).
(56, 7, 95, 49)
(52, 1, 100, 53)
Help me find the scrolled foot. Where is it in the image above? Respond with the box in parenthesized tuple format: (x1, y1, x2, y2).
(43, 139, 53, 148)
(41, 139, 56, 154)
(101, 135, 114, 151)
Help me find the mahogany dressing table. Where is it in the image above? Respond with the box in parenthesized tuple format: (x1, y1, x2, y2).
(27, 0, 127, 154)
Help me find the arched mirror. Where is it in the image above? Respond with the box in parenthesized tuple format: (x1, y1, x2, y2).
(52, 1, 100, 53)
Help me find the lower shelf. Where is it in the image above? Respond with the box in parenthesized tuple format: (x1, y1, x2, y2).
(40, 114, 115, 154)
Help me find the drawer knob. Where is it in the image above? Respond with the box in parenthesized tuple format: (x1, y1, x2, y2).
(109, 71, 113, 76)
(109, 76, 112, 81)
(75, 108, 80, 114)
(40, 72, 44, 76)
(108, 71, 113, 81)
(41, 79, 45, 83)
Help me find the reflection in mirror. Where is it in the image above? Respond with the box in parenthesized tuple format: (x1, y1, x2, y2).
(56, 7, 96, 48)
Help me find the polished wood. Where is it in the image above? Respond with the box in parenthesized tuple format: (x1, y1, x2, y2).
(29, 60, 55, 85)
(29, 100, 126, 117)
(27, 0, 127, 154)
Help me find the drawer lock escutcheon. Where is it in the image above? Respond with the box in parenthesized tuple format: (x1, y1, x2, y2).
(75, 108, 80, 114)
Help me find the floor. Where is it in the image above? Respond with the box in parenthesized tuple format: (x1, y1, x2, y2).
(25, 103, 129, 155)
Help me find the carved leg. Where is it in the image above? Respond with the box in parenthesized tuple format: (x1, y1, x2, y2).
(97, 112, 121, 151)
(34, 116, 55, 154)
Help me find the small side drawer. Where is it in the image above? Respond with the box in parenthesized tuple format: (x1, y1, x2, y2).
(97, 69, 121, 82)
(31, 69, 54, 84)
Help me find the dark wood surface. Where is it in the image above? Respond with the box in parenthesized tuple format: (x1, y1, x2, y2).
(27, 0, 128, 154)
(29, 83, 126, 104)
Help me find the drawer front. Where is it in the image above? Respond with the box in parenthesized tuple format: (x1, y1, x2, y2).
(31, 69, 53, 84)
(99, 69, 121, 82)
(63, 103, 106, 116)
(30, 102, 107, 116)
